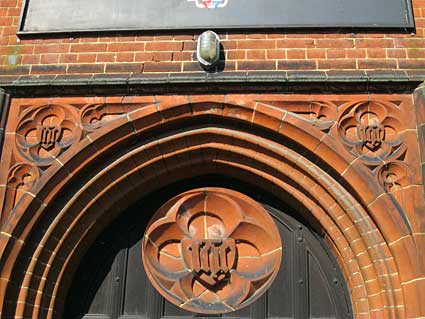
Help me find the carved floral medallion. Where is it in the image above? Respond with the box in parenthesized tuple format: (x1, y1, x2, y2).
(15, 104, 81, 166)
(338, 101, 405, 165)
(142, 188, 282, 314)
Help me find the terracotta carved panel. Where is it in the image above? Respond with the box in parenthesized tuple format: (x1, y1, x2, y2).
(141, 188, 282, 314)
(13, 102, 148, 168)
(15, 104, 81, 166)
(80, 102, 150, 131)
(377, 161, 411, 192)
(338, 100, 405, 166)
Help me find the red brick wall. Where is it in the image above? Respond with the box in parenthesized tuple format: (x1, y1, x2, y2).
(0, 1, 425, 319)
(0, 0, 425, 78)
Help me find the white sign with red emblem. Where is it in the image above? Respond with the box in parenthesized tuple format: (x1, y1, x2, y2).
(187, 0, 228, 8)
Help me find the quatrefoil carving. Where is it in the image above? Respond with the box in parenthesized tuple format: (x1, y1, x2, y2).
(338, 101, 405, 166)
(142, 188, 282, 314)
(15, 104, 81, 166)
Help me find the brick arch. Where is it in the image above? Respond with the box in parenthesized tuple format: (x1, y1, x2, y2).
(0, 98, 418, 319)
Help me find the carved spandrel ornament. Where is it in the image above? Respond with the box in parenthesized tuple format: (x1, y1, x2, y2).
(142, 188, 282, 314)
(1, 163, 40, 224)
(257, 100, 338, 133)
(7, 163, 39, 203)
(338, 101, 406, 167)
(80, 102, 151, 131)
(15, 104, 81, 166)
(377, 161, 411, 193)
(14, 102, 149, 167)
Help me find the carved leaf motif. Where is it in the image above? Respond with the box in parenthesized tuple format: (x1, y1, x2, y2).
(80, 103, 151, 131)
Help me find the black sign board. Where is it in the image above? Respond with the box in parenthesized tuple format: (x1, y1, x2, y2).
(19, 0, 414, 34)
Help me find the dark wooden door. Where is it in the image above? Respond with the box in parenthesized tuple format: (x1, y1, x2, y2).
(65, 199, 352, 319)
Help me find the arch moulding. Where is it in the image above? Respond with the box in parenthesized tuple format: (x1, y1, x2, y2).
(0, 94, 423, 319)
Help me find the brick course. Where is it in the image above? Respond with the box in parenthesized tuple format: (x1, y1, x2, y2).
(0, 0, 424, 77)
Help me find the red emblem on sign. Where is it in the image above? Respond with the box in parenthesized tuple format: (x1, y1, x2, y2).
(187, 0, 228, 8)
(142, 188, 282, 314)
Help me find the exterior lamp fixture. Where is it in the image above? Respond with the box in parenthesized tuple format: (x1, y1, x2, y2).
(197, 30, 220, 70)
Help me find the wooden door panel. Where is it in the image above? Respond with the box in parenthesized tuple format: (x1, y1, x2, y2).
(65, 203, 352, 319)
